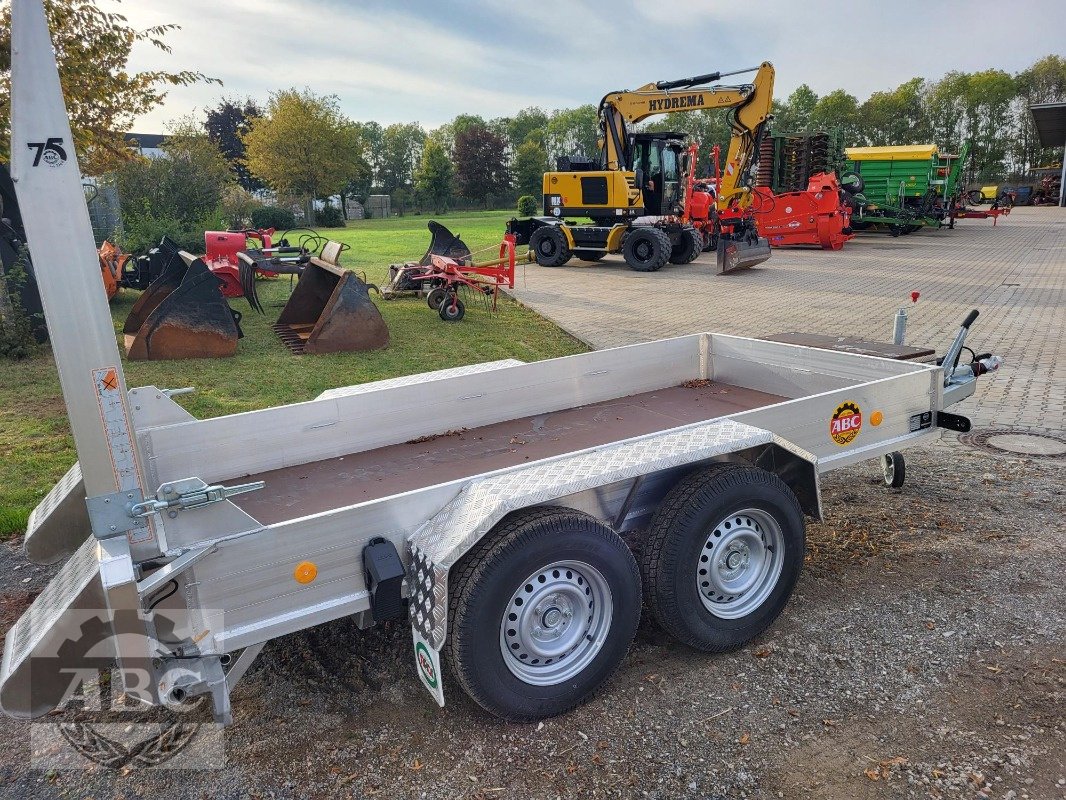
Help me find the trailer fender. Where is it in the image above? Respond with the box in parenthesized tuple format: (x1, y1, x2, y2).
(406, 418, 818, 705)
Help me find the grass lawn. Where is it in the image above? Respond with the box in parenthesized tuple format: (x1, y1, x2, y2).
(0, 210, 587, 539)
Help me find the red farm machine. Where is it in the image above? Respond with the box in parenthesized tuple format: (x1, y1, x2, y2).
(382, 221, 529, 322)
(747, 132, 855, 249)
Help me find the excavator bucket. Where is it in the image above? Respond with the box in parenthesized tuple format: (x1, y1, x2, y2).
(419, 220, 472, 265)
(715, 235, 772, 274)
(123, 248, 242, 360)
(273, 258, 389, 354)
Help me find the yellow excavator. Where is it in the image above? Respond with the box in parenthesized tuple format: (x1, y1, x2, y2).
(508, 63, 775, 272)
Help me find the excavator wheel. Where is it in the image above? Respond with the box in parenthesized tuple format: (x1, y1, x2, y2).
(668, 227, 704, 265)
(529, 226, 572, 267)
(623, 227, 671, 272)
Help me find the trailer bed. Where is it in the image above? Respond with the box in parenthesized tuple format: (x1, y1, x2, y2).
(232, 381, 785, 524)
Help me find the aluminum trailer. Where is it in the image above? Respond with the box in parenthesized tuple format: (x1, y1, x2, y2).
(0, 0, 998, 725)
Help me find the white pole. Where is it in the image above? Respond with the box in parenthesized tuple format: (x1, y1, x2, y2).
(10, 0, 148, 505)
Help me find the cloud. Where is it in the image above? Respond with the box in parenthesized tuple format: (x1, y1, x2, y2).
(103, 0, 1066, 132)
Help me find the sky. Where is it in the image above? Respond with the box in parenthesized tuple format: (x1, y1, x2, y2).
(102, 0, 1066, 134)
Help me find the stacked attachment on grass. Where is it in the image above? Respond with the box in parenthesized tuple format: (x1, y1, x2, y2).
(122, 239, 243, 360)
(207, 227, 331, 301)
(273, 248, 388, 354)
(381, 221, 473, 298)
(383, 223, 527, 322)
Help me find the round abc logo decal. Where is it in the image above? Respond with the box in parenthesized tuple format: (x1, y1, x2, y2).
(829, 401, 862, 446)
(416, 641, 437, 688)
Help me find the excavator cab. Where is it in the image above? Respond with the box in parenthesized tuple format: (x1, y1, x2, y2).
(630, 132, 687, 216)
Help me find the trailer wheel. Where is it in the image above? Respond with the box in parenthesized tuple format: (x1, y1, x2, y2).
(426, 288, 447, 309)
(445, 507, 641, 721)
(439, 296, 465, 322)
(573, 249, 605, 262)
(890, 225, 903, 237)
(669, 227, 704, 264)
(881, 451, 906, 488)
(529, 226, 572, 267)
(640, 464, 804, 653)
(623, 227, 671, 272)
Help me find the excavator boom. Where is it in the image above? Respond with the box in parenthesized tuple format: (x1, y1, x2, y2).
(598, 62, 775, 210)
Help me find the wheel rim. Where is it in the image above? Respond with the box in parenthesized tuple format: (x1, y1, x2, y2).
(882, 454, 895, 484)
(696, 508, 784, 619)
(538, 237, 557, 257)
(633, 239, 652, 262)
(500, 560, 613, 686)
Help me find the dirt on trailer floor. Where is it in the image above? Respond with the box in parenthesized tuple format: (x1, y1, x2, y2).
(0, 437, 1063, 800)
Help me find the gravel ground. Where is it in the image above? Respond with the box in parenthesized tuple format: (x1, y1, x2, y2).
(1, 436, 1064, 800)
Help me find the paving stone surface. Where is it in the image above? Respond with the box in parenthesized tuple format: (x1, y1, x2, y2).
(510, 207, 1065, 433)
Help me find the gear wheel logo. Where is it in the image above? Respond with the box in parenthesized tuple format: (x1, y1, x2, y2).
(829, 401, 863, 446)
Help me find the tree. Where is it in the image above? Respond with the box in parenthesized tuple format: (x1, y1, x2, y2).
(243, 89, 364, 222)
(513, 139, 548, 198)
(546, 105, 600, 165)
(414, 136, 453, 212)
(113, 117, 232, 251)
(775, 84, 819, 132)
(963, 69, 1017, 181)
(454, 123, 510, 207)
(858, 78, 929, 145)
(507, 107, 549, 150)
(354, 120, 385, 190)
(811, 90, 861, 143)
(378, 122, 426, 198)
(205, 97, 263, 191)
(0, 0, 218, 174)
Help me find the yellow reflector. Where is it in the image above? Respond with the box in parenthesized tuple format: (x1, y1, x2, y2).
(294, 561, 318, 584)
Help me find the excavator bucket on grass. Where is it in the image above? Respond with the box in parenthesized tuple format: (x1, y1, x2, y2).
(715, 234, 772, 274)
(273, 258, 389, 354)
(123, 245, 243, 360)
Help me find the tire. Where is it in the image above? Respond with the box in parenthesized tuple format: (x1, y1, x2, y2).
(426, 287, 447, 309)
(445, 507, 641, 721)
(966, 190, 983, 205)
(573, 249, 606, 262)
(668, 227, 704, 264)
(438, 295, 465, 322)
(640, 463, 805, 653)
(622, 227, 671, 272)
(890, 225, 902, 237)
(882, 452, 905, 488)
(529, 226, 572, 267)
(840, 171, 864, 194)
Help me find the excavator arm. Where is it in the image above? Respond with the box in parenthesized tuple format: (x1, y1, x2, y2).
(598, 62, 775, 209)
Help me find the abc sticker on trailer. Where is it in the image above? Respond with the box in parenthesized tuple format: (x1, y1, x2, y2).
(829, 400, 863, 446)
(413, 629, 444, 707)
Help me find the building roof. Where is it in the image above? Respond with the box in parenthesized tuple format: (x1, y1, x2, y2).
(1030, 102, 1066, 148)
(124, 132, 167, 150)
(845, 145, 938, 162)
